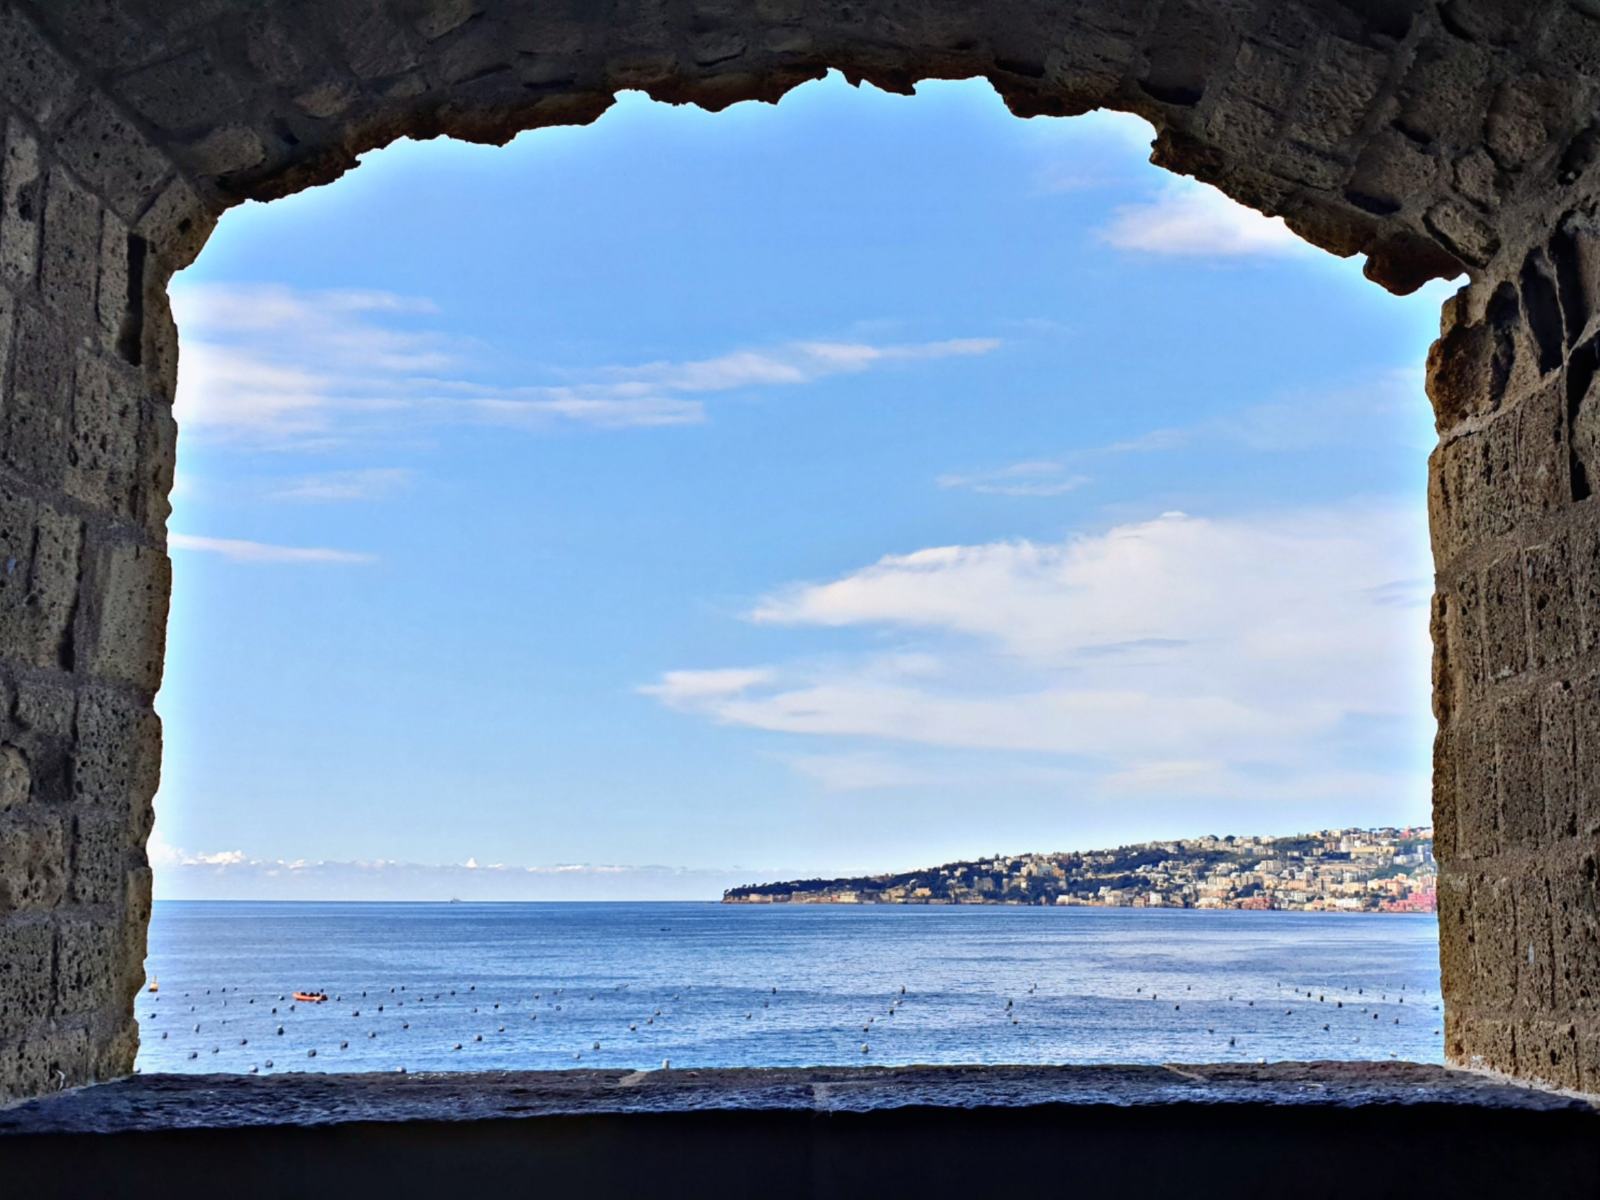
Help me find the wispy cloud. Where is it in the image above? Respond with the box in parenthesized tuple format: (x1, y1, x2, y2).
(170, 533, 377, 565)
(936, 370, 1429, 499)
(170, 282, 1003, 444)
(643, 501, 1433, 809)
(270, 468, 414, 502)
(936, 461, 1090, 497)
(147, 837, 757, 901)
(936, 426, 1187, 499)
(1099, 180, 1303, 258)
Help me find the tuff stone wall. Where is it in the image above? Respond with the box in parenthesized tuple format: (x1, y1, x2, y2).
(2, 0, 1599, 1103)
(0, 7, 176, 1102)
(1428, 212, 1600, 1090)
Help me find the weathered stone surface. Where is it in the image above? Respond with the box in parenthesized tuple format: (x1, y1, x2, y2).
(54, 95, 171, 223)
(5, 301, 70, 491)
(38, 167, 98, 316)
(0, 809, 66, 915)
(0, 919, 52, 1041)
(0, 116, 40, 287)
(0, 9, 78, 128)
(86, 539, 168, 693)
(66, 353, 140, 519)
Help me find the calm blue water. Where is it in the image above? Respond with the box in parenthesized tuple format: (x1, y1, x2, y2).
(135, 902, 1443, 1075)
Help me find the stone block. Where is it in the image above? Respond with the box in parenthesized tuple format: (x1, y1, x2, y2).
(54, 916, 117, 1020)
(0, 809, 66, 915)
(0, 118, 41, 287)
(0, 482, 36, 662)
(1455, 715, 1501, 860)
(1515, 381, 1569, 521)
(136, 395, 176, 535)
(1514, 871, 1555, 1011)
(0, 918, 54, 1041)
(1540, 681, 1579, 841)
(114, 48, 244, 134)
(416, 0, 479, 41)
(1494, 689, 1543, 849)
(1287, 36, 1386, 151)
(1431, 420, 1520, 559)
(40, 0, 161, 73)
(1393, 37, 1491, 148)
(94, 207, 129, 349)
(133, 175, 214, 274)
(138, 280, 178, 404)
(6, 302, 73, 490)
(1427, 301, 1498, 432)
(1431, 726, 1459, 861)
(74, 688, 160, 829)
(0, 744, 27, 810)
(1482, 552, 1528, 682)
(39, 167, 99, 317)
(0, 490, 81, 676)
(1516, 1020, 1582, 1091)
(55, 94, 171, 223)
(1451, 1013, 1518, 1075)
(1346, 129, 1437, 217)
(1436, 870, 1474, 1001)
(1551, 211, 1600, 350)
(1439, 568, 1486, 710)
(91, 1013, 138, 1082)
(184, 125, 267, 178)
(1471, 874, 1519, 1013)
(119, 865, 151, 997)
(87, 540, 169, 693)
(1574, 518, 1600, 656)
(0, 1024, 89, 1104)
(1578, 1023, 1600, 1094)
(70, 808, 126, 908)
(1451, 147, 1504, 211)
(1426, 199, 1500, 267)
(1525, 537, 1577, 670)
(1580, 676, 1600, 839)
(0, 9, 79, 128)
(1266, 139, 1346, 191)
(1549, 861, 1600, 1013)
(27, 505, 83, 672)
(332, 0, 421, 79)
(66, 352, 140, 520)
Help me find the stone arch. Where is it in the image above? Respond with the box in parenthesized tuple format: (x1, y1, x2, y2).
(2, 0, 1598, 1101)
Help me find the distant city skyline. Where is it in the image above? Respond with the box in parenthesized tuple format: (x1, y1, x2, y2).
(154, 73, 1454, 900)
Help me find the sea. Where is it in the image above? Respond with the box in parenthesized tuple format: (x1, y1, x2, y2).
(134, 901, 1444, 1076)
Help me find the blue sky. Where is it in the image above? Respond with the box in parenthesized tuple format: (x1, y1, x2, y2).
(152, 75, 1452, 900)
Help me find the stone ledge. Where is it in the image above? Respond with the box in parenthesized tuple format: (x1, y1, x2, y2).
(2, 1063, 1598, 1200)
(0, 1061, 1591, 1134)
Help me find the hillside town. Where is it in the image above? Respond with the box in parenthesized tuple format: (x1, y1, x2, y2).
(723, 827, 1436, 913)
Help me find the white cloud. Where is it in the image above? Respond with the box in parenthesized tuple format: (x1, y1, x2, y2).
(1099, 180, 1303, 258)
(640, 667, 776, 704)
(149, 845, 759, 901)
(170, 533, 376, 565)
(170, 281, 1002, 443)
(644, 501, 1433, 804)
(271, 467, 414, 502)
(937, 460, 1090, 497)
(466, 393, 706, 429)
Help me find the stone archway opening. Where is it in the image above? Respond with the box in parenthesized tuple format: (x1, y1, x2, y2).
(2, 0, 1597, 1102)
(137, 72, 1447, 1076)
